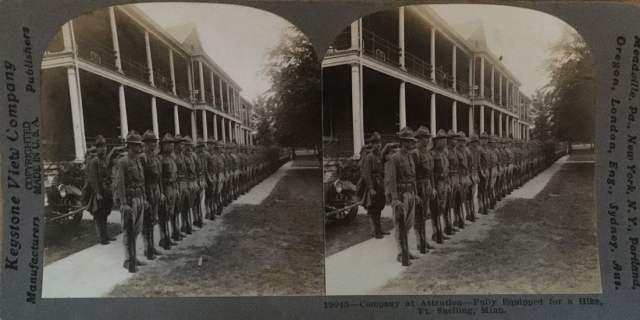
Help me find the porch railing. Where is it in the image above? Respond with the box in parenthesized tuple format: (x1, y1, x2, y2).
(154, 71, 174, 94)
(362, 28, 401, 68)
(404, 51, 433, 81)
(121, 55, 151, 84)
(75, 36, 118, 71)
(175, 84, 191, 102)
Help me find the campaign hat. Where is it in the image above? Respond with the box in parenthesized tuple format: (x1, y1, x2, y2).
(414, 126, 431, 138)
(125, 130, 143, 144)
(397, 127, 417, 141)
(141, 130, 158, 142)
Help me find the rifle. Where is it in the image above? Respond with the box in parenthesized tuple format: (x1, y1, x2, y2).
(395, 202, 410, 267)
(430, 192, 443, 244)
(127, 207, 137, 273)
(415, 196, 427, 254)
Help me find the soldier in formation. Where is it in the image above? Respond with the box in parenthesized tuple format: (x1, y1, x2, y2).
(84, 129, 287, 273)
(361, 126, 561, 266)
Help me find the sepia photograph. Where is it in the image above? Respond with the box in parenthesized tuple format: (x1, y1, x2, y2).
(322, 4, 599, 295)
(39, 3, 323, 298)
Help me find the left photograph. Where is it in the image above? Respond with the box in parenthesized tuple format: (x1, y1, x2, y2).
(40, 3, 323, 297)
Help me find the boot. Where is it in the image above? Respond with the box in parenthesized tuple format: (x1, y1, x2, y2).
(95, 221, 109, 245)
(100, 220, 116, 241)
(368, 215, 382, 239)
(144, 231, 155, 260)
(374, 213, 390, 235)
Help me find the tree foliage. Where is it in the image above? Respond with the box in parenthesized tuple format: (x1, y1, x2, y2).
(261, 27, 322, 149)
(251, 94, 275, 146)
(530, 89, 553, 141)
(540, 30, 595, 143)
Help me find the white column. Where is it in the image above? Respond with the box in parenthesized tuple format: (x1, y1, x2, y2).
(506, 81, 510, 110)
(211, 71, 216, 107)
(151, 96, 159, 138)
(191, 111, 197, 140)
(350, 19, 360, 50)
(144, 31, 154, 86)
(430, 93, 436, 134)
(452, 46, 457, 91)
(491, 66, 495, 102)
(490, 109, 495, 136)
(480, 105, 485, 133)
(221, 119, 226, 142)
(61, 23, 73, 51)
(218, 78, 224, 110)
(430, 27, 436, 81)
(452, 101, 457, 132)
(226, 85, 231, 114)
(109, 7, 122, 72)
(174, 105, 180, 134)
(213, 114, 218, 140)
(169, 49, 176, 94)
(399, 7, 405, 69)
(498, 112, 503, 137)
(506, 116, 510, 137)
(202, 110, 208, 140)
(469, 105, 474, 135)
(399, 82, 406, 128)
(480, 57, 485, 98)
(118, 84, 128, 139)
(67, 67, 85, 160)
(351, 63, 363, 156)
(187, 63, 193, 101)
(199, 61, 205, 102)
(499, 74, 503, 106)
(468, 57, 472, 95)
(228, 121, 233, 142)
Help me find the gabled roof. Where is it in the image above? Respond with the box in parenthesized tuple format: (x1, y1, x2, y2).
(453, 20, 487, 51)
(166, 23, 204, 54)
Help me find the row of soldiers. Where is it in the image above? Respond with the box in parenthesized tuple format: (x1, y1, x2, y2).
(84, 130, 287, 272)
(358, 126, 551, 266)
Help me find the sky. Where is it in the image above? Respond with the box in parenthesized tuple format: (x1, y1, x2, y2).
(136, 3, 292, 103)
(429, 4, 572, 96)
(135, 3, 574, 101)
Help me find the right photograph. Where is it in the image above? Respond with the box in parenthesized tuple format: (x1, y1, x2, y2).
(322, 4, 599, 295)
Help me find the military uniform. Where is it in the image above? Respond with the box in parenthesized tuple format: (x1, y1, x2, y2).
(486, 136, 500, 209)
(466, 133, 482, 219)
(455, 132, 472, 225)
(358, 133, 387, 239)
(172, 134, 188, 241)
(116, 130, 147, 272)
(140, 130, 164, 260)
(430, 130, 450, 239)
(411, 127, 437, 250)
(85, 136, 116, 245)
(205, 138, 219, 220)
(445, 130, 462, 231)
(194, 138, 208, 228)
(158, 134, 177, 250)
(478, 133, 491, 215)
(386, 127, 418, 265)
(182, 136, 197, 234)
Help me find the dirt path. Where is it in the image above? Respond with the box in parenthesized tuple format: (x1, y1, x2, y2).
(108, 167, 324, 297)
(376, 162, 600, 294)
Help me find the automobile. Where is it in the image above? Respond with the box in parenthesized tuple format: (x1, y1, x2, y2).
(323, 159, 360, 226)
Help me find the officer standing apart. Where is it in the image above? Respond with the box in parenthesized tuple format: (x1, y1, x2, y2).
(117, 130, 148, 272)
(140, 130, 165, 260)
(386, 127, 419, 265)
(358, 132, 388, 239)
(85, 135, 117, 245)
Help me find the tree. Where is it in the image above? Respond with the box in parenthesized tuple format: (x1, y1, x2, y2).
(262, 27, 322, 152)
(543, 29, 595, 149)
(530, 89, 553, 141)
(251, 94, 275, 146)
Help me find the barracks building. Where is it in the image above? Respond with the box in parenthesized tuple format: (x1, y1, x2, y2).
(322, 6, 532, 158)
(42, 5, 254, 163)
